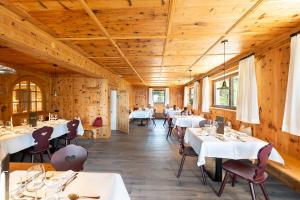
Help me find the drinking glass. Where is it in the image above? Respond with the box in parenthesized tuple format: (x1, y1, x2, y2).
(25, 164, 45, 200)
(0, 120, 4, 128)
(38, 115, 44, 122)
(21, 118, 28, 126)
(5, 121, 11, 128)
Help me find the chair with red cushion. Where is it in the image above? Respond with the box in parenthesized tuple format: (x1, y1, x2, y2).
(176, 126, 206, 185)
(51, 144, 88, 171)
(21, 126, 53, 163)
(62, 119, 80, 146)
(218, 143, 273, 200)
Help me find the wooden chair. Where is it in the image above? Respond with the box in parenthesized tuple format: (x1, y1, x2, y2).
(50, 144, 88, 171)
(163, 108, 168, 126)
(62, 119, 80, 146)
(176, 126, 206, 185)
(152, 108, 156, 127)
(21, 126, 53, 163)
(218, 143, 273, 200)
(166, 117, 173, 139)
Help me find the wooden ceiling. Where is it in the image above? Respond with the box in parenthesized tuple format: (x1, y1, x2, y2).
(1, 0, 300, 85)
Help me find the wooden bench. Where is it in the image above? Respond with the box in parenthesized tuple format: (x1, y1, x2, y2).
(83, 125, 111, 139)
(267, 152, 300, 192)
(9, 162, 55, 172)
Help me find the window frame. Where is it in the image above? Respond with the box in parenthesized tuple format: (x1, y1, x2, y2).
(12, 80, 44, 115)
(213, 72, 239, 110)
(152, 89, 165, 104)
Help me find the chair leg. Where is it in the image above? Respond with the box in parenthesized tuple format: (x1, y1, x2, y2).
(177, 154, 186, 178)
(47, 149, 52, 161)
(163, 118, 167, 126)
(259, 183, 270, 200)
(39, 154, 44, 163)
(249, 182, 256, 200)
(152, 119, 156, 127)
(31, 154, 34, 163)
(232, 174, 236, 187)
(200, 165, 207, 185)
(218, 171, 229, 197)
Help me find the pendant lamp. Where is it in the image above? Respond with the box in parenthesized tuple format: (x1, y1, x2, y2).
(217, 40, 230, 90)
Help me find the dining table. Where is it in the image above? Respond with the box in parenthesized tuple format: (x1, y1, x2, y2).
(9, 170, 131, 200)
(184, 127, 284, 181)
(172, 115, 205, 128)
(165, 108, 181, 118)
(129, 109, 153, 126)
(0, 119, 84, 154)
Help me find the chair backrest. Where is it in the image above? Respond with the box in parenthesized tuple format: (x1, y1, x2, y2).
(199, 120, 207, 128)
(67, 119, 80, 139)
(253, 143, 273, 181)
(215, 116, 224, 122)
(167, 117, 173, 126)
(32, 126, 53, 152)
(177, 126, 186, 154)
(51, 144, 88, 171)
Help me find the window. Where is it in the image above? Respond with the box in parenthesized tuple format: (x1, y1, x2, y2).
(152, 90, 165, 103)
(12, 81, 43, 114)
(214, 74, 239, 109)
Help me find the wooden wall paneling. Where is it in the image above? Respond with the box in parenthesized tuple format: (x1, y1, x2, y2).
(118, 90, 129, 133)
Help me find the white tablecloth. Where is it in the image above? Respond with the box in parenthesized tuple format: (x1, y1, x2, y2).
(0, 119, 84, 154)
(9, 171, 130, 200)
(173, 115, 205, 128)
(165, 109, 181, 118)
(184, 128, 284, 166)
(129, 109, 153, 119)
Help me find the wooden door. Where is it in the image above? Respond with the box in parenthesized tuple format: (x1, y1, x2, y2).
(117, 90, 129, 134)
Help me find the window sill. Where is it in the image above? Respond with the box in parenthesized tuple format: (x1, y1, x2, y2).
(210, 106, 236, 112)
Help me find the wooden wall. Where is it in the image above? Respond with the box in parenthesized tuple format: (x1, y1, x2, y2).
(0, 68, 52, 125)
(129, 85, 184, 110)
(199, 38, 300, 158)
(52, 75, 109, 127)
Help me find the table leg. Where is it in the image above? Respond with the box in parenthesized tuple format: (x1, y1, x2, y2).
(215, 158, 223, 182)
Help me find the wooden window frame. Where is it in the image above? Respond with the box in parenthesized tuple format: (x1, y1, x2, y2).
(12, 80, 44, 115)
(213, 73, 238, 110)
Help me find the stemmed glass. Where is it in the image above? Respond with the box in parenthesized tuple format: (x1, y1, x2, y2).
(38, 115, 44, 122)
(5, 121, 11, 129)
(0, 120, 3, 129)
(21, 118, 28, 126)
(25, 164, 46, 200)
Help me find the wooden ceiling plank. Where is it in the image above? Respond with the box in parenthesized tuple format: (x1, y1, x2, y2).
(0, 5, 118, 81)
(77, 0, 147, 85)
(160, 0, 176, 76)
(185, 0, 265, 73)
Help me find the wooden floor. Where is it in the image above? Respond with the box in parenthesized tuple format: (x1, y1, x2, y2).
(76, 120, 300, 200)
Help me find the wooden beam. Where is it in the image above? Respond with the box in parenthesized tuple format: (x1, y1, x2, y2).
(57, 35, 167, 41)
(185, 0, 265, 73)
(0, 6, 119, 82)
(78, 0, 147, 85)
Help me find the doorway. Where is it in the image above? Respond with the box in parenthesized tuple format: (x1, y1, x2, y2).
(110, 90, 117, 130)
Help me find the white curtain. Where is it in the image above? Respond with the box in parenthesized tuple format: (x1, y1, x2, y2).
(202, 77, 210, 113)
(193, 82, 199, 110)
(183, 86, 188, 107)
(236, 55, 260, 124)
(165, 88, 170, 106)
(282, 34, 300, 136)
(148, 88, 153, 106)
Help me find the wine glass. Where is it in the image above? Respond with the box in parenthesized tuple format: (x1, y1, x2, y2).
(5, 121, 11, 129)
(25, 164, 45, 200)
(21, 118, 28, 126)
(38, 115, 44, 122)
(0, 120, 4, 129)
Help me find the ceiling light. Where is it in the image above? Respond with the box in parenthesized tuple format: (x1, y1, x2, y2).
(0, 65, 16, 74)
(217, 40, 230, 90)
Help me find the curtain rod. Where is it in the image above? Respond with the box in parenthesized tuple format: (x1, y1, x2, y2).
(290, 30, 300, 37)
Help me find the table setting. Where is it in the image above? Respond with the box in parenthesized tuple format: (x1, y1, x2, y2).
(172, 115, 205, 128)
(9, 164, 130, 200)
(0, 118, 84, 154)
